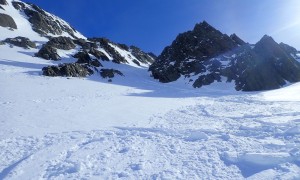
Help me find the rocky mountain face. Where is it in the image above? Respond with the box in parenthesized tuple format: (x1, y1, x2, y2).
(149, 21, 300, 91)
(0, 0, 155, 80)
(1, 0, 300, 91)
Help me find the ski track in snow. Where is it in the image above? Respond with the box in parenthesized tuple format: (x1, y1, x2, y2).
(1, 95, 300, 179)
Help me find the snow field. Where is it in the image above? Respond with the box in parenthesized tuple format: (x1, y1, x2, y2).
(1, 38, 300, 179)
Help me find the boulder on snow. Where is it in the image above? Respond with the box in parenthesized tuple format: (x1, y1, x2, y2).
(36, 45, 60, 60)
(42, 63, 93, 77)
(4, 36, 36, 49)
(100, 69, 124, 79)
(0, 13, 17, 29)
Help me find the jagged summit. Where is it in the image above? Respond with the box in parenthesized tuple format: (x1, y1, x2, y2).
(230, 33, 246, 46)
(149, 21, 300, 91)
(149, 21, 240, 83)
(254, 35, 289, 59)
(193, 20, 216, 32)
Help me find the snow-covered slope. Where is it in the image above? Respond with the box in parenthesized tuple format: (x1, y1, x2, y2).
(1, 0, 300, 179)
(0, 0, 155, 79)
(1, 43, 300, 179)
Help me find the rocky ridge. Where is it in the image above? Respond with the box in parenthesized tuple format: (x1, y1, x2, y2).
(149, 21, 300, 91)
(0, 0, 155, 80)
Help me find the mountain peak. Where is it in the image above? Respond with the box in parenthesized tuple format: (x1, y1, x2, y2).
(230, 33, 246, 46)
(260, 34, 275, 42)
(193, 20, 216, 32)
(254, 34, 285, 58)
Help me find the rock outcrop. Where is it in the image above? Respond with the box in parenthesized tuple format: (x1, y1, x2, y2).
(12, 1, 81, 38)
(36, 45, 60, 60)
(3, 36, 36, 49)
(42, 63, 93, 77)
(46, 36, 76, 50)
(35, 37, 75, 60)
(100, 69, 124, 79)
(0, 0, 7, 5)
(0, 13, 17, 29)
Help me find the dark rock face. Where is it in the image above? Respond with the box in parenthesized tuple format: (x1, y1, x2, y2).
(12, 1, 78, 38)
(74, 39, 98, 50)
(147, 52, 157, 60)
(4, 36, 36, 49)
(73, 51, 103, 68)
(36, 45, 60, 60)
(149, 21, 239, 83)
(0, 0, 7, 5)
(252, 36, 300, 87)
(279, 42, 298, 55)
(35, 37, 75, 60)
(88, 38, 127, 64)
(230, 33, 246, 46)
(0, 0, 7, 9)
(91, 59, 102, 67)
(47, 36, 76, 50)
(150, 21, 300, 91)
(11, 1, 25, 10)
(89, 48, 109, 61)
(130, 46, 155, 64)
(42, 63, 92, 77)
(0, 0, 6, 9)
(100, 69, 124, 79)
(0, 13, 17, 29)
(73, 51, 92, 64)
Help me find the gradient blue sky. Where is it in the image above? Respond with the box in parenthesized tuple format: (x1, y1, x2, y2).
(25, 0, 300, 55)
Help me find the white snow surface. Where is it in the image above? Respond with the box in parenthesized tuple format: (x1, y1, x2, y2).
(1, 45, 300, 179)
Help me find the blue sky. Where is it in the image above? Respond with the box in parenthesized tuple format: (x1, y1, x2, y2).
(25, 0, 300, 55)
